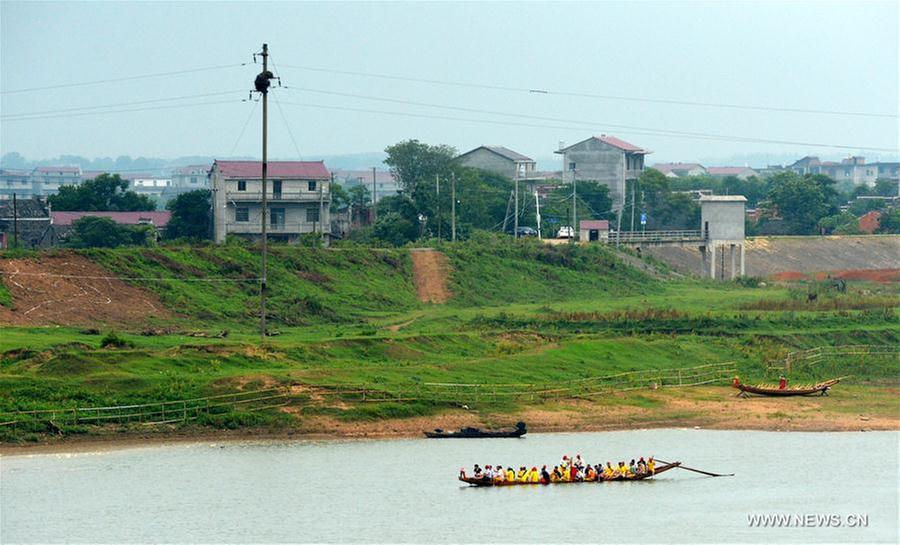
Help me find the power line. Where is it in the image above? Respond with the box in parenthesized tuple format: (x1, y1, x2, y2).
(1, 91, 246, 120)
(1, 63, 248, 95)
(276, 99, 900, 153)
(0, 99, 245, 122)
(276, 63, 898, 119)
(229, 100, 260, 157)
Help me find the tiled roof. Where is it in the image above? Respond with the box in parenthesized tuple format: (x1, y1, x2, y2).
(652, 163, 705, 173)
(596, 135, 646, 153)
(213, 160, 330, 179)
(579, 220, 610, 230)
(458, 146, 534, 163)
(51, 211, 171, 227)
(173, 165, 211, 175)
(0, 199, 49, 219)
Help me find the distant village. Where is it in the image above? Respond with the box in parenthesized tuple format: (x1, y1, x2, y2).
(1, 134, 898, 249)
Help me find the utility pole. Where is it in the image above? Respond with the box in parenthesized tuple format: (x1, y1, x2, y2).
(318, 178, 325, 237)
(571, 167, 577, 244)
(254, 42, 275, 343)
(12, 193, 18, 249)
(514, 165, 519, 238)
(630, 179, 636, 232)
(371, 167, 377, 222)
(450, 172, 456, 242)
(501, 190, 514, 234)
(435, 174, 441, 240)
(534, 189, 541, 239)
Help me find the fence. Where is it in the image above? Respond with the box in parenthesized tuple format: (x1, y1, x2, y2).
(308, 361, 737, 405)
(0, 388, 289, 429)
(611, 230, 704, 243)
(767, 345, 900, 373)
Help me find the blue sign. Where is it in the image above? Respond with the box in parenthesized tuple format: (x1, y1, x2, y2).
(640, 213, 647, 226)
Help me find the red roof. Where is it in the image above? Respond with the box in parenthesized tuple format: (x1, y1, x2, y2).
(597, 135, 646, 153)
(51, 211, 171, 227)
(214, 160, 330, 180)
(579, 220, 610, 230)
(858, 211, 881, 234)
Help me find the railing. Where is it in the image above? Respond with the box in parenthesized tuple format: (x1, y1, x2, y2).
(225, 222, 323, 234)
(0, 388, 289, 428)
(767, 345, 899, 373)
(227, 191, 330, 202)
(611, 230, 705, 243)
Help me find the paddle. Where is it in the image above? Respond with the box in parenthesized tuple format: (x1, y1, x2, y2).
(655, 458, 734, 478)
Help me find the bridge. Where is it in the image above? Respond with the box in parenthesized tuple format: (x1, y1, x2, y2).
(609, 229, 705, 245)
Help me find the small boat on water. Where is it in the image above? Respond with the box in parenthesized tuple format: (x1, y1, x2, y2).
(424, 421, 527, 439)
(459, 462, 681, 486)
(732, 377, 842, 397)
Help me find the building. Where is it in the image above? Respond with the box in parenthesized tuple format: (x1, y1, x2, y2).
(706, 166, 757, 180)
(579, 219, 609, 242)
(651, 163, 707, 178)
(332, 169, 400, 201)
(50, 211, 172, 241)
(456, 146, 537, 179)
(700, 195, 747, 280)
(0, 169, 33, 199)
(872, 162, 900, 183)
(789, 156, 878, 186)
(0, 197, 52, 248)
(129, 177, 172, 202)
(554, 135, 649, 210)
(210, 160, 332, 244)
(171, 165, 211, 191)
(30, 166, 82, 196)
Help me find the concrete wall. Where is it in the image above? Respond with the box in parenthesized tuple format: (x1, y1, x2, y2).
(701, 200, 745, 241)
(458, 148, 535, 179)
(643, 235, 900, 278)
(558, 139, 640, 210)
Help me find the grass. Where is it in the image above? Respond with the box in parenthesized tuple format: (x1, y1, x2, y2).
(0, 239, 897, 440)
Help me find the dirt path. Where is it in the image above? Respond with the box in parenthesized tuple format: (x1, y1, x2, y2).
(0, 253, 172, 326)
(409, 248, 451, 303)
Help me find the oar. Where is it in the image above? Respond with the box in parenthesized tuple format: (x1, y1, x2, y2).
(655, 458, 734, 478)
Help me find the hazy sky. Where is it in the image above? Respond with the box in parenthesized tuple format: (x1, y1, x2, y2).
(2, 1, 898, 166)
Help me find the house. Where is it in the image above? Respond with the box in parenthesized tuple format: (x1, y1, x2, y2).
(210, 160, 332, 244)
(0, 169, 33, 199)
(579, 219, 609, 242)
(706, 166, 757, 180)
(789, 156, 879, 186)
(554, 135, 650, 211)
(129, 177, 172, 201)
(872, 162, 900, 183)
(50, 211, 172, 241)
(0, 197, 52, 248)
(30, 166, 83, 195)
(456, 146, 537, 179)
(651, 163, 707, 178)
(171, 165, 211, 191)
(332, 169, 400, 201)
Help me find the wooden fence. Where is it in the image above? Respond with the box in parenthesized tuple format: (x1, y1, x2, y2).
(0, 388, 289, 429)
(767, 344, 899, 373)
(306, 361, 737, 404)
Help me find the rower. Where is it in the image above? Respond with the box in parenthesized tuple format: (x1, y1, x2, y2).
(617, 461, 629, 477)
(551, 466, 562, 482)
(585, 465, 597, 481)
(629, 459, 637, 474)
(637, 457, 647, 474)
(529, 467, 540, 483)
(494, 466, 505, 483)
(604, 462, 615, 479)
(779, 375, 787, 390)
(648, 457, 655, 474)
(540, 465, 551, 484)
(473, 464, 483, 478)
(517, 466, 528, 482)
(506, 466, 515, 482)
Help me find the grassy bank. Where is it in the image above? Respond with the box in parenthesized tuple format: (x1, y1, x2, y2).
(1, 240, 898, 443)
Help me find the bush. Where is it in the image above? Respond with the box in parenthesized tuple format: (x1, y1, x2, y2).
(100, 332, 135, 349)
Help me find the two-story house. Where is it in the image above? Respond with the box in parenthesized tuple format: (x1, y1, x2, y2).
(456, 146, 537, 179)
(31, 166, 82, 196)
(210, 160, 332, 243)
(554, 135, 649, 210)
(171, 165, 211, 191)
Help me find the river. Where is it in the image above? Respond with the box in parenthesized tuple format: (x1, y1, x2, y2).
(1, 430, 896, 543)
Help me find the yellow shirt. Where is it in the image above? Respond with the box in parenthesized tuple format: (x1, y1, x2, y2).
(506, 469, 515, 481)
(648, 461, 655, 473)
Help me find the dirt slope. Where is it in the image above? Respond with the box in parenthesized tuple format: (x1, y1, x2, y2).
(643, 235, 900, 280)
(409, 248, 451, 303)
(0, 253, 172, 326)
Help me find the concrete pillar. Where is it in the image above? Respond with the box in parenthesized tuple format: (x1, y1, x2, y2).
(709, 244, 716, 279)
(740, 244, 745, 276)
(730, 244, 736, 280)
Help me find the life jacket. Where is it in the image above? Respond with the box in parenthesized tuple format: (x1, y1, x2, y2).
(517, 470, 527, 482)
(648, 461, 655, 473)
(529, 470, 540, 483)
(506, 469, 515, 481)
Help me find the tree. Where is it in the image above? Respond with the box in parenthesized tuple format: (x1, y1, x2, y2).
(874, 178, 899, 197)
(165, 189, 211, 240)
(632, 169, 699, 230)
(766, 172, 833, 234)
(49, 173, 156, 211)
(818, 212, 860, 235)
(876, 209, 900, 234)
(371, 212, 418, 246)
(67, 216, 152, 248)
(384, 140, 456, 226)
(330, 183, 350, 213)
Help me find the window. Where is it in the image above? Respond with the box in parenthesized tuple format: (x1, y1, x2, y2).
(190, 177, 198, 184)
(308, 180, 317, 191)
(235, 207, 249, 222)
(568, 162, 576, 171)
(237, 180, 247, 191)
(844, 170, 850, 177)
(307, 207, 320, 223)
(270, 208, 285, 227)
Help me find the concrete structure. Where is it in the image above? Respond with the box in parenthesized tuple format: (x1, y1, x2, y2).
(554, 135, 649, 211)
(0, 197, 52, 248)
(332, 169, 400, 201)
(456, 146, 537, 179)
(789, 156, 878, 186)
(652, 163, 707, 178)
(0, 169, 32, 200)
(30, 166, 82, 196)
(579, 219, 609, 242)
(210, 160, 332, 244)
(129, 177, 172, 201)
(171, 165, 211, 191)
(872, 162, 900, 183)
(700, 195, 746, 279)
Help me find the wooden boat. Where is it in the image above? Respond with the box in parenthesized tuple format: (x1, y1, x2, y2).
(459, 462, 681, 486)
(425, 421, 526, 439)
(732, 377, 841, 397)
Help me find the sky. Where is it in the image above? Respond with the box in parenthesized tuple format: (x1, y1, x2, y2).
(1, 1, 898, 168)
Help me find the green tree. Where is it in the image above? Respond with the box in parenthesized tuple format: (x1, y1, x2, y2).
(876, 209, 900, 234)
(874, 178, 898, 197)
(632, 169, 699, 230)
(329, 183, 350, 213)
(49, 173, 156, 211)
(372, 212, 418, 246)
(348, 184, 372, 208)
(384, 140, 456, 226)
(766, 172, 833, 234)
(165, 189, 211, 240)
(818, 212, 860, 235)
(67, 216, 152, 248)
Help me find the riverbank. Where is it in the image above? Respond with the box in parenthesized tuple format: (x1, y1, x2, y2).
(4, 385, 896, 455)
